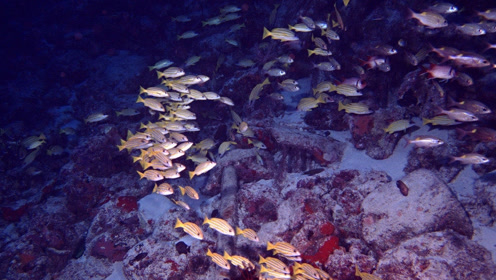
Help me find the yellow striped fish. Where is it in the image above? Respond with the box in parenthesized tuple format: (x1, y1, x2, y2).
(203, 216, 235, 236)
(174, 218, 203, 240)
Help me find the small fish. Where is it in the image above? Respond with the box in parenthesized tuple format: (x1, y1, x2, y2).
(288, 23, 313, 32)
(218, 141, 236, 157)
(170, 132, 188, 142)
(172, 199, 190, 210)
(220, 5, 241, 14)
(23, 148, 40, 168)
(179, 186, 199, 199)
(206, 249, 230, 270)
(316, 268, 331, 280)
(59, 127, 76, 135)
(225, 38, 239, 46)
(383, 119, 414, 134)
(223, 251, 255, 270)
(457, 127, 496, 142)
(219, 96, 235, 106)
(85, 113, 108, 124)
(408, 9, 448, 28)
(148, 59, 173, 71)
(136, 96, 165, 112)
(293, 262, 320, 280)
(477, 9, 496, 21)
(335, 84, 362, 96)
(278, 82, 300, 92)
(276, 55, 294, 64)
(313, 62, 338, 71)
(312, 35, 328, 50)
(267, 241, 301, 257)
(448, 52, 491, 68)
(372, 44, 397, 56)
(355, 264, 382, 280)
(248, 138, 267, 149)
(457, 23, 486, 36)
(266, 68, 286, 77)
(269, 4, 280, 27)
(152, 183, 174, 195)
(157, 67, 185, 78)
(307, 48, 333, 57)
(175, 218, 203, 240)
(139, 86, 169, 98)
(322, 28, 340, 41)
(236, 59, 255, 67)
(229, 23, 246, 33)
(202, 16, 222, 27)
(423, 64, 455, 80)
(451, 153, 489, 164)
(260, 266, 292, 279)
(454, 72, 474, 86)
(249, 78, 270, 105)
(446, 96, 491, 114)
(338, 101, 373, 114)
(428, 2, 458, 14)
(46, 145, 64, 156)
(137, 170, 164, 181)
(422, 115, 460, 126)
(189, 161, 217, 179)
(116, 108, 140, 117)
(177, 31, 198, 40)
(270, 92, 284, 100)
(258, 255, 289, 274)
(342, 77, 366, 90)
(236, 227, 259, 242)
(403, 135, 444, 147)
(262, 27, 299, 42)
(300, 16, 316, 29)
(297, 95, 327, 111)
(437, 107, 478, 122)
(184, 56, 201, 67)
(203, 216, 235, 236)
(177, 142, 193, 152)
(194, 138, 216, 151)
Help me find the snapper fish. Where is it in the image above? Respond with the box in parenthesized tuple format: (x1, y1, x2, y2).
(203, 216, 235, 236)
(175, 218, 203, 240)
(179, 185, 199, 199)
(85, 113, 108, 124)
(408, 9, 448, 28)
(236, 227, 259, 242)
(148, 59, 173, 71)
(258, 256, 290, 274)
(206, 249, 230, 270)
(189, 160, 217, 179)
(451, 153, 489, 164)
(267, 241, 301, 257)
(383, 119, 415, 134)
(223, 251, 255, 270)
(152, 183, 174, 195)
(338, 101, 373, 114)
(355, 264, 383, 280)
(403, 136, 444, 147)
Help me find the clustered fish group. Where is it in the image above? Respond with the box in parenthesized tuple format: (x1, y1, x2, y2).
(117, 0, 496, 279)
(263, 1, 495, 166)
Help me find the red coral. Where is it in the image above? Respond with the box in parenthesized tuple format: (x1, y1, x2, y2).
(351, 115, 374, 136)
(91, 236, 128, 262)
(319, 222, 335, 235)
(117, 196, 138, 212)
(165, 260, 179, 272)
(302, 236, 339, 264)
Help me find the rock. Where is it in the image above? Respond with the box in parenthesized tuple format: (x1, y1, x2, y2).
(377, 230, 496, 280)
(362, 169, 473, 252)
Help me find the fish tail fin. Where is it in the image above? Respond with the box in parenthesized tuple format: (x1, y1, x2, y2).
(288, 24, 294, 30)
(422, 118, 430, 126)
(449, 156, 457, 164)
(307, 49, 314, 57)
(258, 255, 265, 263)
(202, 216, 209, 225)
(132, 156, 140, 163)
(179, 186, 186, 196)
(235, 227, 243, 235)
(137, 171, 145, 179)
(355, 264, 361, 276)
(139, 86, 146, 95)
(223, 251, 230, 259)
(147, 66, 154, 71)
(174, 218, 183, 228)
(152, 183, 158, 193)
(201, 21, 207, 27)
(267, 241, 274, 251)
(206, 248, 212, 256)
(189, 171, 195, 180)
(136, 95, 144, 103)
(262, 27, 271, 40)
(156, 71, 163, 79)
(338, 101, 345, 111)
